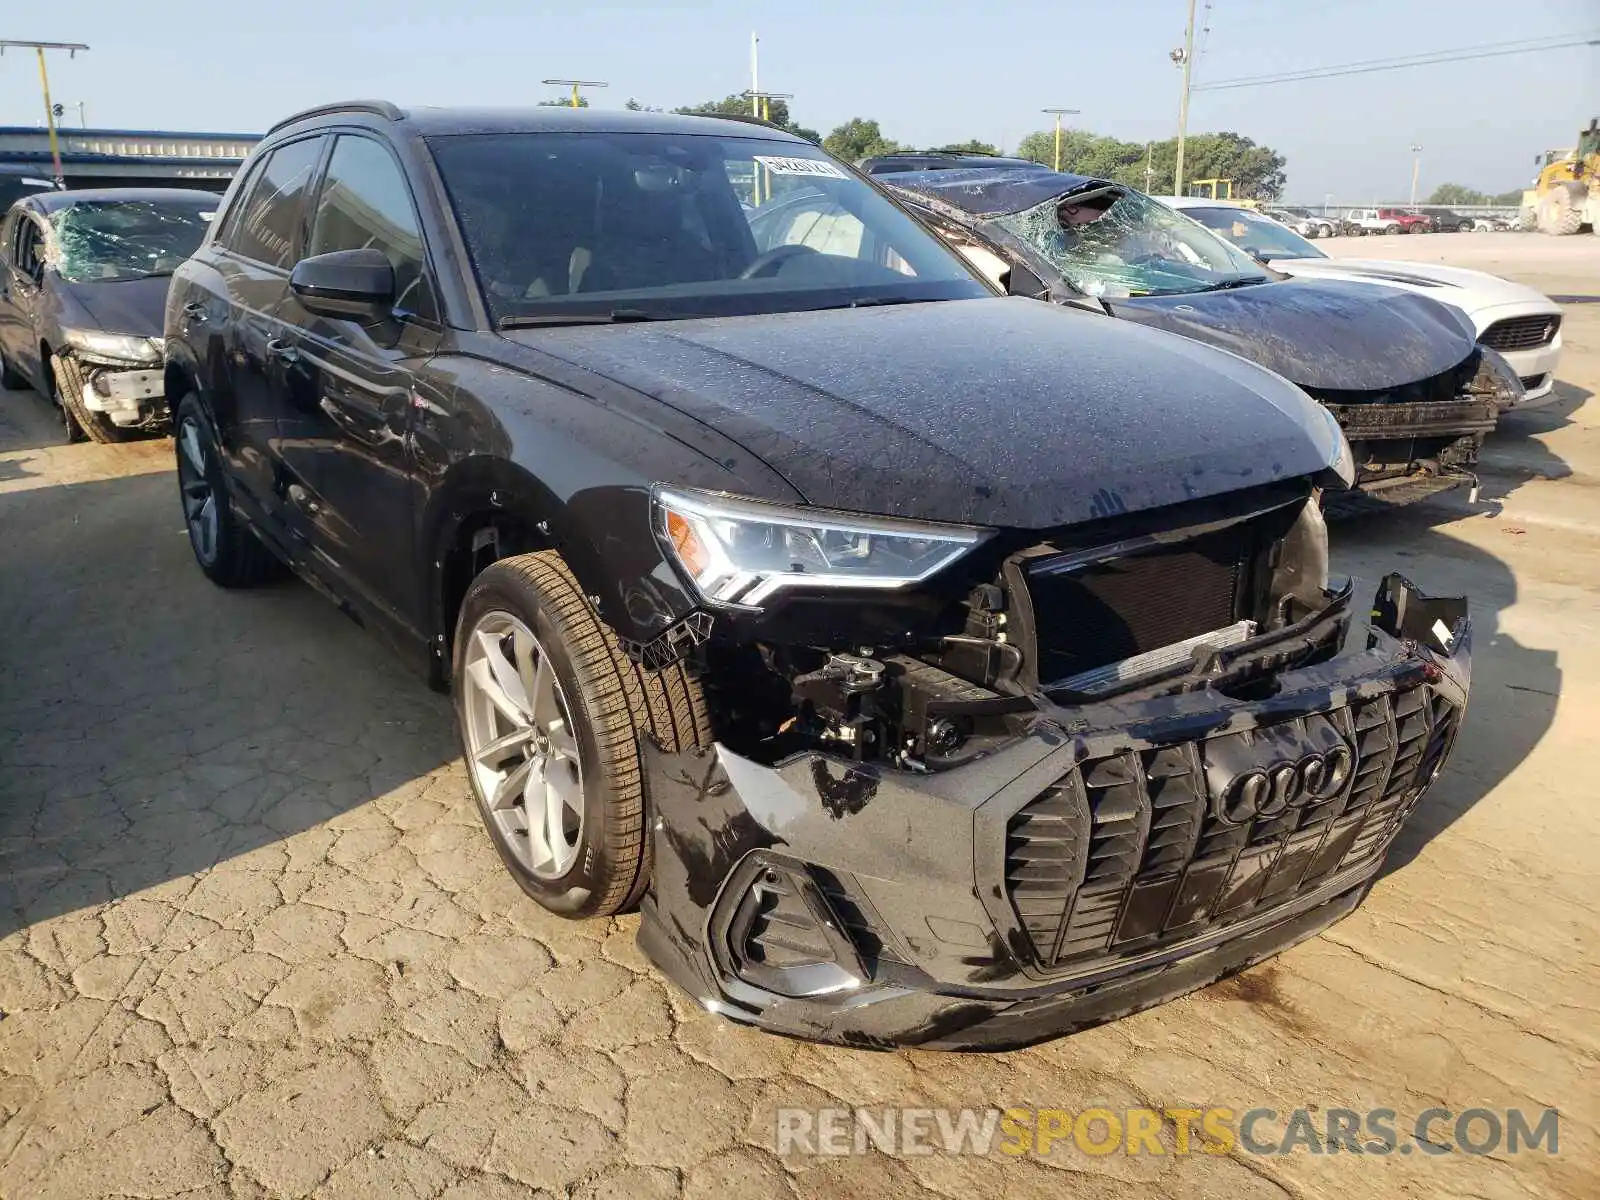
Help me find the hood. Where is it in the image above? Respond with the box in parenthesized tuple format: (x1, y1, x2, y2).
(52, 275, 169, 338)
(1270, 257, 1554, 313)
(1108, 277, 1478, 391)
(505, 297, 1341, 529)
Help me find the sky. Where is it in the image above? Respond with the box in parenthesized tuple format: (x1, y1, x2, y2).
(1, 0, 1596, 204)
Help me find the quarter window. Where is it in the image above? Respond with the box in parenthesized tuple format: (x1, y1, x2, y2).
(223, 137, 325, 269)
(307, 136, 435, 320)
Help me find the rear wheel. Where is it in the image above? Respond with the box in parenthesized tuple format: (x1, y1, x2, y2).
(51, 354, 135, 443)
(174, 393, 285, 587)
(1319, 223, 1335, 238)
(1384, 223, 1402, 235)
(455, 551, 708, 918)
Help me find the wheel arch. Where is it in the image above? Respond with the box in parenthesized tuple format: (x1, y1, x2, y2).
(423, 457, 664, 690)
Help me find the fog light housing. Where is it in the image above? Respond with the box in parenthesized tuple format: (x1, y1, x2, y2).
(710, 853, 863, 998)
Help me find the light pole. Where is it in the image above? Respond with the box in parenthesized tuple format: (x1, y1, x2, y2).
(0, 39, 90, 187)
(53, 100, 87, 128)
(1409, 144, 1423, 206)
(1324, 191, 1335, 216)
(541, 79, 608, 109)
(1171, 0, 1197, 197)
(1041, 107, 1080, 172)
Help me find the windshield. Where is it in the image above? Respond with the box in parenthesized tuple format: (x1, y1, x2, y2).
(988, 187, 1270, 298)
(428, 131, 991, 325)
(1182, 206, 1327, 262)
(48, 199, 214, 282)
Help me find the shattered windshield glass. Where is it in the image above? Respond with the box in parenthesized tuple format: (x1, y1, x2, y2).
(48, 199, 215, 283)
(1184, 206, 1326, 262)
(989, 187, 1270, 298)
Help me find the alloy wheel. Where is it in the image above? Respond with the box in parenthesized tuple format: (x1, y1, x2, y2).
(461, 611, 585, 880)
(177, 416, 219, 565)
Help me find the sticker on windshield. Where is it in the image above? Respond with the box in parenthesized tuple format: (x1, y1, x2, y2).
(754, 156, 848, 179)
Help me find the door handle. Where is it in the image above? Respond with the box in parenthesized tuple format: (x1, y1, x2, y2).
(266, 337, 299, 364)
(182, 300, 208, 323)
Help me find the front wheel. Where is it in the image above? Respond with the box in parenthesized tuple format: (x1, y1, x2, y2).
(1385, 224, 1402, 235)
(455, 551, 709, 918)
(52, 354, 136, 443)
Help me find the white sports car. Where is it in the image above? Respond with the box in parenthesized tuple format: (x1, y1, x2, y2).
(1160, 197, 1564, 406)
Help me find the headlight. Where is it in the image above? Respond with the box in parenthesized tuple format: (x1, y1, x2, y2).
(1313, 403, 1355, 491)
(655, 487, 989, 608)
(1474, 345, 1524, 409)
(62, 328, 163, 365)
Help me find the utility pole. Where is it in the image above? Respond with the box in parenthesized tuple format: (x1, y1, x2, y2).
(541, 79, 607, 108)
(1041, 107, 1080, 172)
(1171, 0, 1197, 197)
(0, 40, 90, 187)
(1145, 142, 1154, 191)
(1409, 143, 1423, 206)
(751, 33, 760, 116)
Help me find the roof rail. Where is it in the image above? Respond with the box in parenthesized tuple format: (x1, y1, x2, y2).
(688, 111, 803, 137)
(265, 100, 404, 136)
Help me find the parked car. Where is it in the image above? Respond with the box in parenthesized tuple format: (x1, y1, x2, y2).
(1420, 207, 1475, 233)
(0, 164, 58, 214)
(1267, 206, 1338, 239)
(1472, 214, 1515, 232)
(167, 103, 1471, 1050)
(875, 168, 1516, 500)
(1345, 207, 1433, 235)
(0, 187, 217, 440)
(1165, 197, 1565, 405)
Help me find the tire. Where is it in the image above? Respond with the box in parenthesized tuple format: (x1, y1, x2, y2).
(1459, 222, 1473, 233)
(454, 550, 709, 918)
(1538, 188, 1582, 236)
(174, 393, 285, 588)
(51, 353, 137, 443)
(0, 350, 26, 390)
(1319, 223, 1334, 238)
(1384, 223, 1402, 235)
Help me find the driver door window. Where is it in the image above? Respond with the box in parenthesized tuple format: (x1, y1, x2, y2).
(306, 135, 436, 322)
(14, 216, 46, 286)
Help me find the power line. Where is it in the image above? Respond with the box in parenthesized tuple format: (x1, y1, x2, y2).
(1193, 33, 1596, 91)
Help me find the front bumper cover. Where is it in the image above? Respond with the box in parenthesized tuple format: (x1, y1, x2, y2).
(638, 575, 1471, 1050)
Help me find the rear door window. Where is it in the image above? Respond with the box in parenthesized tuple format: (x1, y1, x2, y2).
(222, 137, 326, 269)
(306, 135, 436, 321)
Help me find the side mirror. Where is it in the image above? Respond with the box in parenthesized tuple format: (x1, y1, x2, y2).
(1004, 260, 1047, 298)
(290, 248, 395, 322)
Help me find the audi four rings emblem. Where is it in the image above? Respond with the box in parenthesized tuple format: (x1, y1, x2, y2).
(1217, 743, 1355, 824)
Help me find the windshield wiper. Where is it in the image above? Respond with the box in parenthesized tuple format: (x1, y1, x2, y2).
(1200, 275, 1270, 292)
(498, 307, 672, 329)
(803, 295, 931, 312)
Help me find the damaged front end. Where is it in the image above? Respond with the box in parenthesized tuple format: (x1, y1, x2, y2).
(55, 333, 169, 432)
(1309, 346, 1517, 509)
(636, 483, 1470, 1049)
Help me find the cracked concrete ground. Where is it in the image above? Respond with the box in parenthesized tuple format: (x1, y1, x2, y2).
(1, 234, 1595, 1198)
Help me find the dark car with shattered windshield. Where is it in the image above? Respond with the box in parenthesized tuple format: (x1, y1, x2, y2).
(0, 188, 217, 440)
(165, 103, 1470, 1050)
(868, 168, 1520, 506)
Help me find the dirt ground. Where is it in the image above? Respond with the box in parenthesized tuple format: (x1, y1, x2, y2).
(1, 232, 1594, 1199)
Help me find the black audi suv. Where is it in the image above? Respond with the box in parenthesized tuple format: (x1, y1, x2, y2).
(164, 103, 1471, 1049)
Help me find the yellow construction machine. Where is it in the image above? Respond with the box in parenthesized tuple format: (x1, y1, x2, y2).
(1522, 117, 1600, 235)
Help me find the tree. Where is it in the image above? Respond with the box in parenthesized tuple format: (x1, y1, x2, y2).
(822, 118, 902, 163)
(1014, 127, 1287, 199)
(624, 98, 663, 113)
(674, 93, 819, 144)
(1427, 183, 1525, 206)
(537, 95, 589, 108)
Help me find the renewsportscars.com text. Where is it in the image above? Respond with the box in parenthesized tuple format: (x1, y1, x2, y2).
(774, 1106, 1561, 1158)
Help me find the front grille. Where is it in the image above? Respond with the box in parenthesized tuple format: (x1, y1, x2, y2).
(1027, 524, 1257, 685)
(1004, 686, 1459, 971)
(1481, 314, 1560, 352)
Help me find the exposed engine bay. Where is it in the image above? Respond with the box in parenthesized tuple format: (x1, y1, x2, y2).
(679, 483, 1348, 772)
